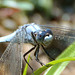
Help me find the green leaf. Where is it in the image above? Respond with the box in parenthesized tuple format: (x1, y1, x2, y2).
(45, 42, 75, 75)
(23, 55, 30, 75)
(32, 57, 75, 75)
(32, 42, 75, 75)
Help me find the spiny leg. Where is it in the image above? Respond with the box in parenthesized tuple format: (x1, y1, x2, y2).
(34, 44, 45, 66)
(23, 45, 36, 73)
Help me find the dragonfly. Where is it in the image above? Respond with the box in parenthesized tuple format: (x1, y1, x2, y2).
(0, 23, 75, 75)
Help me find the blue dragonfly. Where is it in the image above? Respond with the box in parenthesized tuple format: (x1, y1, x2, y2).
(0, 23, 75, 75)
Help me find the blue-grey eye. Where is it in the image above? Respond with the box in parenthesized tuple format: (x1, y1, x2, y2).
(45, 29, 53, 35)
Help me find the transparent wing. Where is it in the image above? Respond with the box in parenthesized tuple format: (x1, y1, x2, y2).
(41, 25, 75, 59)
(0, 27, 26, 75)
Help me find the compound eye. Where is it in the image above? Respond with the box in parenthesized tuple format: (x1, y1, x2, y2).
(45, 33, 49, 36)
(45, 29, 53, 35)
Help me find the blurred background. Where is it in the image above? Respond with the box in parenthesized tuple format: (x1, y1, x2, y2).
(0, 0, 75, 75)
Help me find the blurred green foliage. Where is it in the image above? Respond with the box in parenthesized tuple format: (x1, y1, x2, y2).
(0, 0, 34, 11)
(0, 0, 53, 16)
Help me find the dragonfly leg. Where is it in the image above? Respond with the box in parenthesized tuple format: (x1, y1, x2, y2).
(31, 32, 38, 44)
(34, 44, 45, 66)
(41, 45, 55, 60)
(31, 32, 45, 66)
(23, 45, 36, 73)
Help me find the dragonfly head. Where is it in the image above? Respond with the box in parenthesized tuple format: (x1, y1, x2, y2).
(35, 29, 53, 46)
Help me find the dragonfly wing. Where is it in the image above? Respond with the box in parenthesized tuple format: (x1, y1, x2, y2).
(41, 25, 75, 60)
(0, 43, 22, 75)
(0, 28, 26, 75)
